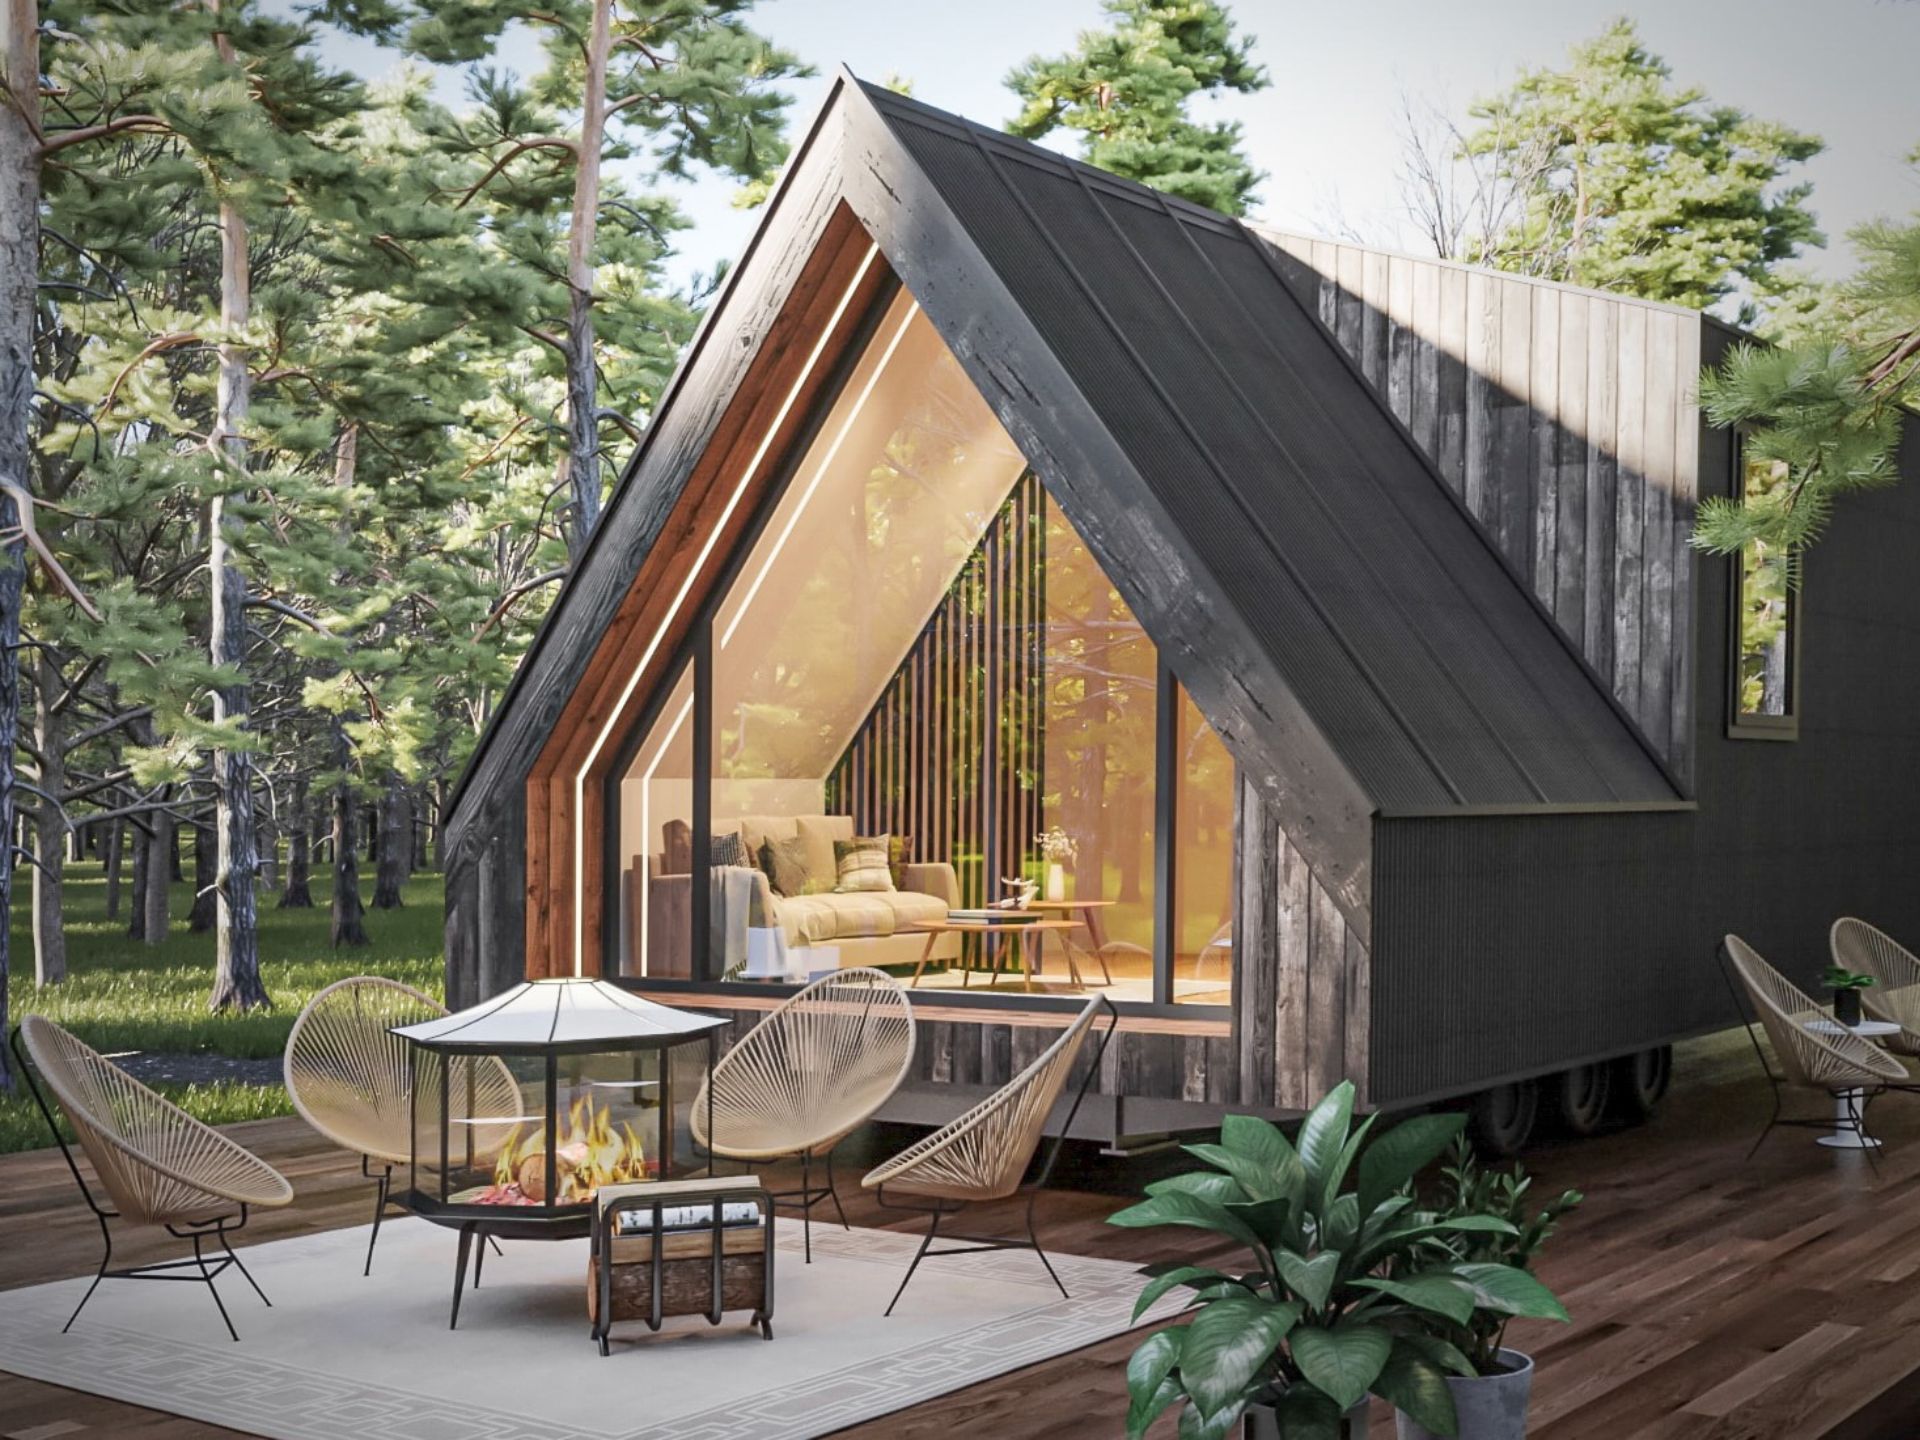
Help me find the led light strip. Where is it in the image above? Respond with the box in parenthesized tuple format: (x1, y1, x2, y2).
(573, 242, 881, 975)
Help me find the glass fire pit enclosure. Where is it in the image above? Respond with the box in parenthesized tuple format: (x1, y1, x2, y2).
(393, 978, 727, 1240)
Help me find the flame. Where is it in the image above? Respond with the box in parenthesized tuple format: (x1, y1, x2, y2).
(474, 1095, 652, 1206)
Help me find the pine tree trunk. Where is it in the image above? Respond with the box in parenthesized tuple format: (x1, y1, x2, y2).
(143, 794, 171, 946)
(0, 0, 41, 1086)
(432, 776, 447, 871)
(257, 798, 277, 892)
(560, 0, 611, 559)
(31, 649, 64, 985)
(330, 721, 369, 947)
(205, 20, 266, 1011)
(279, 773, 312, 906)
(406, 784, 422, 876)
(126, 819, 146, 940)
(372, 772, 405, 908)
(188, 816, 216, 932)
(103, 814, 124, 920)
(170, 824, 184, 881)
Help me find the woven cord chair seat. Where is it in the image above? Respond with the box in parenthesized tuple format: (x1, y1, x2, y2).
(862, 994, 1104, 1204)
(20, 1015, 293, 1225)
(284, 976, 521, 1165)
(1724, 935, 1910, 1090)
(1833, 918, 1920, 1058)
(691, 968, 915, 1161)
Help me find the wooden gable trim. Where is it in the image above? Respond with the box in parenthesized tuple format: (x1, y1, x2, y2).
(522, 205, 891, 978)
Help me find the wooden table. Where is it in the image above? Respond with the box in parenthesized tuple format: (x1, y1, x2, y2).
(1019, 899, 1116, 987)
(908, 918, 1079, 991)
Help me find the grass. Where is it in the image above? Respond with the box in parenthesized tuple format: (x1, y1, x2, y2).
(3, 861, 446, 1154)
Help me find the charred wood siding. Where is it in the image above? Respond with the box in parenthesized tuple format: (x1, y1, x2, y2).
(1259, 233, 1701, 788)
(1234, 778, 1368, 1109)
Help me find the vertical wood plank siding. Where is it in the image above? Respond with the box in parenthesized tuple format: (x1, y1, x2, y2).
(825, 474, 1046, 911)
(1234, 776, 1369, 1109)
(1259, 233, 1700, 788)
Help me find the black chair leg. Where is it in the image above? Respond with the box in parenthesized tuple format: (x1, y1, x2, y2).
(825, 1147, 850, 1232)
(364, 1166, 390, 1277)
(64, 1215, 112, 1335)
(884, 1208, 943, 1319)
(220, 1230, 271, 1307)
(1025, 1195, 1068, 1301)
(800, 1150, 813, 1264)
(1746, 1091, 1781, 1162)
(193, 1233, 240, 1343)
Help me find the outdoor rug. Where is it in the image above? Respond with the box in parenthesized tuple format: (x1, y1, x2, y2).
(0, 1215, 1177, 1440)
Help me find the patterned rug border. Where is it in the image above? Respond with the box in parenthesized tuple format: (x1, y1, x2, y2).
(0, 1218, 1177, 1440)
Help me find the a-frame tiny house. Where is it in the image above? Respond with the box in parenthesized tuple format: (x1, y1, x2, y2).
(444, 75, 1920, 1141)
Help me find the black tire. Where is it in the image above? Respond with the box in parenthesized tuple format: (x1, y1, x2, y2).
(1467, 1079, 1540, 1157)
(1611, 1045, 1673, 1121)
(1553, 1062, 1612, 1137)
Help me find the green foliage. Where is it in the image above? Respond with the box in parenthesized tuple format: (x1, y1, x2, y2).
(1109, 1084, 1574, 1439)
(3, 864, 445, 1151)
(1415, 1137, 1580, 1374)
(1820, 966, 1875, 992)
(1694, 145, 1920, 563)
(1005, 0, 1268, 216)
(1460, 19, 1823, 317)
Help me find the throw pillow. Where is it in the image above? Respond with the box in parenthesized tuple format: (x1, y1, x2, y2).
(709, 832, 749, 869)
(834, 835, 895, 894)
(887, 833, 913, 890)
(761, 835, 817, 898)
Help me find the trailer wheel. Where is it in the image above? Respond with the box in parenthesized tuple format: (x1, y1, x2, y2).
(1467, 1079, 1539, 1157)
(1612, 1045, 1672, 1121)
(1552, 1063, 1612, 1137)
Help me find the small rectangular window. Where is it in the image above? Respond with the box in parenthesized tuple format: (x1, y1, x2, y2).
(1728, 446, 1797, 738)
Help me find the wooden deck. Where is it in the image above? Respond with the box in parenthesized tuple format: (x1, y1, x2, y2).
(5, 1031, 1920, 1438)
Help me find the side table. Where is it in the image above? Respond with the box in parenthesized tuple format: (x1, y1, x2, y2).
(1804, 1017, 1902, 1148)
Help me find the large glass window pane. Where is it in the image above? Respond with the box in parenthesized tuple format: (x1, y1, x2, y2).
(708, 290, 1028, 983)
(1173, 687, 1235, 1005)
(1040, 493, 1157, 1001)
(617, 663, 693, 978)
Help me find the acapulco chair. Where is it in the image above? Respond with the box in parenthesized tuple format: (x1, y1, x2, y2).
(691, 967, 916, 1261)
(862, 991, 1116, 1315)
(283, 976, 520, 1274)
(11, 1015, 294, 1341)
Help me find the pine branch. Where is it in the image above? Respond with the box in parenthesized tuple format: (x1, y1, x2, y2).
(37, 114, 173, 158)
(455, 136, 581, 209)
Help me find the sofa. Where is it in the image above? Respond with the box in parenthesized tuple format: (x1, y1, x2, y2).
(637, 814, 961, 978)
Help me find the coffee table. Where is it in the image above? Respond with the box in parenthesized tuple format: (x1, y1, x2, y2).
(1020, 899, 1116, 987)
(908, 917, 1079, 991)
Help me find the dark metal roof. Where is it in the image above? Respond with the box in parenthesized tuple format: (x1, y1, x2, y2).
(860, 83, 1681, 811)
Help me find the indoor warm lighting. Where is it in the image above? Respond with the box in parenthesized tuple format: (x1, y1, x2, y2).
(572, 242, 881, 975)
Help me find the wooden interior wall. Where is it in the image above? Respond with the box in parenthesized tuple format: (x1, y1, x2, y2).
(826, 473, 1044, 908)
(1257, 232, 1701, 788)
(1233, 777, 1370, 1110)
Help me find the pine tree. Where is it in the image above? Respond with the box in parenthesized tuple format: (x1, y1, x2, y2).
(325, 0, 803, 558)
(1458, 19, 1824, 318)
(1006, 0, 1268, 216)
(1694, 148, 1920, 559)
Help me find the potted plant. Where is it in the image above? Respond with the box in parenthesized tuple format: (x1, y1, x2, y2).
(1111, 1082, 1568, 1440)
(1035, 827, 1077, 901)
(1385, 1138, 1579, 1440)
(1822, 965, 1875, 1027)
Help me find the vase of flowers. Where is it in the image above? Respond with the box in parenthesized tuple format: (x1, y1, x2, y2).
(1036, 827, 1077, 901)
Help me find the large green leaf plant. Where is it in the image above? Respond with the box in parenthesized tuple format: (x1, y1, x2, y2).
(1111, 1082, 1570, 1440)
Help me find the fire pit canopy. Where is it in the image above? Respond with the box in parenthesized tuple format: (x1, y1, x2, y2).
(393, 977, 727, 1055)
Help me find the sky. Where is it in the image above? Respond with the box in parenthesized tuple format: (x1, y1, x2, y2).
(302, 0, 1920, 291)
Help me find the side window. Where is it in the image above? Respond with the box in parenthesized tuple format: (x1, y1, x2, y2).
(1728, 443, 1797, 738)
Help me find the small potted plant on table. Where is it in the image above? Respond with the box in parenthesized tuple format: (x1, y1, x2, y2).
(1110, 1083, 1569, 1440)
(1822, 966, 1876, 1027)
(1385, 1138, 1579, 1440)
(1035, 827, 1077, 901)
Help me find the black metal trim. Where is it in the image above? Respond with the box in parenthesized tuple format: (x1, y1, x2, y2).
(1153, 661, 1177, 1007)
(1724, 431, 1802, 742)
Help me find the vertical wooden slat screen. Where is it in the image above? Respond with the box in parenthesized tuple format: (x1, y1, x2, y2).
(826, 473, 1047, 911)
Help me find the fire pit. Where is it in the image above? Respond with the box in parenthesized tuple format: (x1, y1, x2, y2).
(391, 978, 728, 1327)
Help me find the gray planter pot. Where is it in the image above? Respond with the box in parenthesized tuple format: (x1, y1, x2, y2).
(1244, 1398, 1370, 1439)
(1394, 1348, 1534, 1440)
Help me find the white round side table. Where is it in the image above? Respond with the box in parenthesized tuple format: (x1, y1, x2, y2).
(1804, 1017, 1902, 1148)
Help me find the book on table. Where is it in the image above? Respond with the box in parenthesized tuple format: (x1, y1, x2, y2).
(946, 908, 1041, 924)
